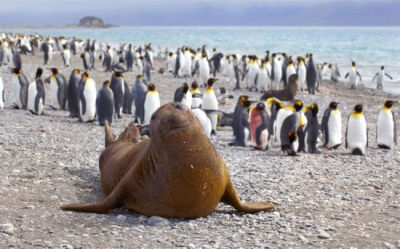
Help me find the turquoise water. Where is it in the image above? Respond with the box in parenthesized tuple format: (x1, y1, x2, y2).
(3, 26, 400, 92)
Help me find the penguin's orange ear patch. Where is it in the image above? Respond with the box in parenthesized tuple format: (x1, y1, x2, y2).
(18, 69, 23, 73)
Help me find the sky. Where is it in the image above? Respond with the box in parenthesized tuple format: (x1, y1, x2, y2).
(0, 0, 399, 26)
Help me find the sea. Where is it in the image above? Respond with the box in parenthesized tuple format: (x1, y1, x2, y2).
(2, 26, 400, 93)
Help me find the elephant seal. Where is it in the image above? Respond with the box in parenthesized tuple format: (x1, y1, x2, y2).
(261, 74, 298, 101)
(61, 102, 275, 218)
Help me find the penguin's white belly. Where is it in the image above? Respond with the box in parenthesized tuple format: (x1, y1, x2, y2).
(327, 112, 342, 147)
(275, 109, 293, 145)
(50, 80, 60, 109)
(286, 67, 296, 83)
(191, 97, 202, 109)
(273, 65, 282, 86)
(244, 127, 250, 146)
(182, 92, 192, 108)
(64, 50, 71, 65)
(199, 61, 210, 85)
(28, 82, 37, 113)
(11, 76, 22, 108)
(143, 93, 160, 125)
(192, 108, 212, 138)
(298, 66, 306, 88)
(347, 116, 367, 153)
(257, 70, 269, 91)
(228, 65, 235, 86)
(377, 111, 394, 148)
(247, 66, 257, 88)
(0, 77, 4, 109)
(81, 81, 97, 121)
(259, 129, 269, 150)
(349, 71, 359, 87)
(202, 92, 218, 130)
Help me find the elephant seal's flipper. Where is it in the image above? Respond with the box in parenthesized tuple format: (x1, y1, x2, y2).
(104, 120, 116, 147)
(222, 174, 275, 213)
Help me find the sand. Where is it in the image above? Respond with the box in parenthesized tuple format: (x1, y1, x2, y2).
(0, 50, 399, 248)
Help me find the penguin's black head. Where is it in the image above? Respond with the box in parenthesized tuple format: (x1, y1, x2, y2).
(309, 53, 313, 58)
(238, 95, 249, 104)
(274, 101, 283, 112)
(240, 100, 253, 108)
(202, 53, 207, 58)
(62, 44, 67, 49)
(266, 50, 270, 54)
(329, 101, 339, 109)
(103, 80, 111, 87)
(137, 74, 143, 80)
(207, 78, 218, 87)
(328, 64, 332, 69)
(310, 103, 319, 116)
(50, 68, 59, 75)
(384, 100, 394, 108)
(169, 52, 173, 57)
(191, 81, 199, 89)
(256, 102, 266, 111)
(271, 53, 276, 58)
(182, 83, 189, 93)
(213, 48, 216, 52)
(294, 100, 303, 112)
(81, 72, 89, 78)
(10, 68, 22, 74)
(148, 83, 156, 91)
(354, 104, 363, 113)
(35, 68, 43, 78)
(352, 61, 356, 67)
(114, 71, 123, 78)
(381, 66, 385, 70)
(282, 53, 287, 57)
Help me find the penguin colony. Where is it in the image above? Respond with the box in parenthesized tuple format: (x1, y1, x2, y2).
(0, 32, 397, 156)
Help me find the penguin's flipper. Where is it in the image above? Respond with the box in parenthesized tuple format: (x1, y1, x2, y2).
(221, 172, 275, 213)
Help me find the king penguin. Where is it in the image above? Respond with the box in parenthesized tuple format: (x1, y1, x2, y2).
(231, 99, 252, 147)
(373, 66, 393, 90)
(174, 82, 192, 108)
(199, 53, 210, 87)
(143, 83, 160, 125)
(250, 102, 271, 150)
(306, 54, 317, 94)
(346, 104, 368, 155)
(131, 75, 147, 124)
(110, 71, 125, 118)
(78, 72, 97, 122)
(191, 108, 212, 138)
(190, 81, 202, 109)
(304, 103, 320, 153)
(67, 69, 81, 117)
(321, 101, 342, 149)
(201, 78, 219, 134)
(344, 61, 362, 89)
(271, 54, 282, 90)
(376, 100, 396, 149)
(61, 44, 71, 67)
(275, 103, 294, 146)
(280, 100, 304, 156)
(10, 68, 29, 109)
(96, 80, 115, 126)
(27, 68, 45, 115)
(48, 68, 67, 110)
(297, 57, 306, 91)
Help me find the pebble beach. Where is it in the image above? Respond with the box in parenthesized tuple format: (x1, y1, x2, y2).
(0, 50, 400, 248)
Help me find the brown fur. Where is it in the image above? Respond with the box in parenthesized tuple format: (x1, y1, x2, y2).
(61, 102, 275, 218)
(261, 74, 298, 101)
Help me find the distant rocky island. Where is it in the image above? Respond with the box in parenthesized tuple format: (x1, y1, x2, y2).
(78, 16, 116, 28)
